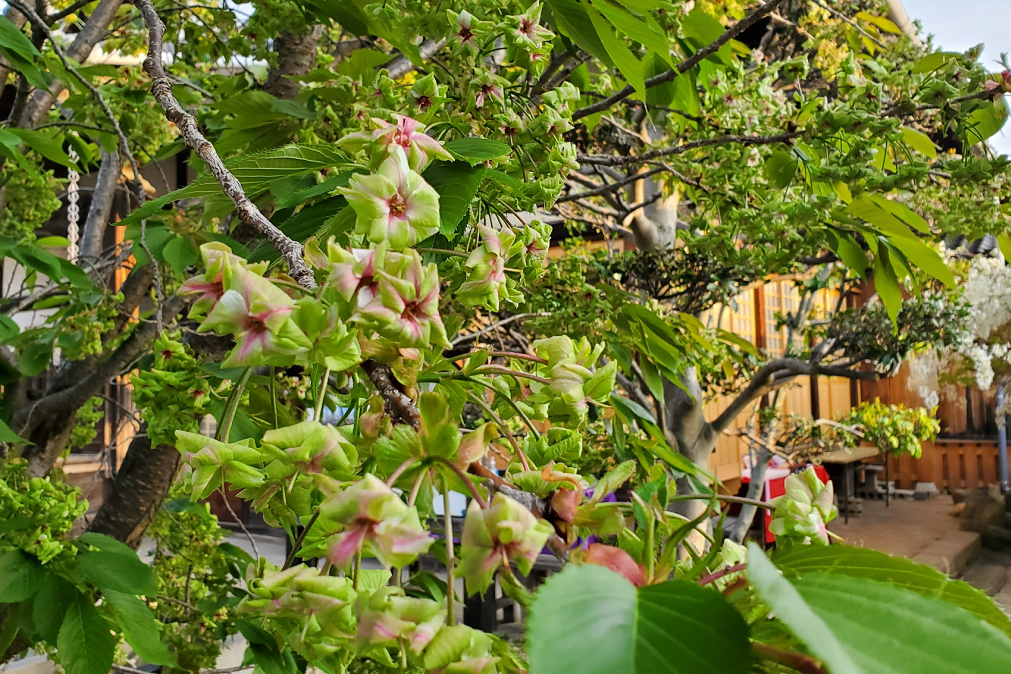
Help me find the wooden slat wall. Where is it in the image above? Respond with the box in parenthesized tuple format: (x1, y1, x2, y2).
(701, 282, 858, 485)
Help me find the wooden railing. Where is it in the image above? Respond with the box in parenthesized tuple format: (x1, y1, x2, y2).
(890, 439, 1000, 491)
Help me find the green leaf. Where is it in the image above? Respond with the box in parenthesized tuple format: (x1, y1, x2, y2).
(587, 4, 644, 98)
(866, 195, 930, 233)
(638, 357, 665, 404)
(681, 8, 733, 66)
(998, 233, 1011, 262)
(77, 550, 158, 596)
(58, 593, 116, 674)
(76, 532, 142, 558)
(911, 51, 958, 74)
(0, 17, 48, 89)
(845, 197, 917, 239)
(887, 236, 955, 287)
(163, 235, 199, 277)
(357, 569, 393, 593)
(0, 550, 45, 603)
(750, 544, 1011, 674)
(900, 126, 937, 158)
(528, 565, 752, 674)
(421, 160, 484, 239)
(33, 578, 80, 643)
(0, 417, 28, 445)
(117, 144, 350, 229)
(764, 150, 798, 188)
(104, 590, 177, 666)
(588, 0, 670, 65)
(870, 240, 902, 325)
(545, 0, 614, 68)
(18, 340, 53, 377)
(964, 98, 1008, 144)
(747, 544, 862, 674)
(772, 544, 1011, 638)
(828, 231, 869, 278)
(8, 129, 77, 169)
(444, 138, 511, 163)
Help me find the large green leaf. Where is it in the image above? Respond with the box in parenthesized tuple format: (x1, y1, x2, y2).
(587, 4, 644, 98)
(772, 544, 1011, 638)
(0, 550, 45, 603)
(964, 98, 1008, 144)
(749, 544, 1011, 674)
(104, 590, 177, 666)
(422, 161, 484, 239)
(764, 150, 798, 188)
(33, 578, 80, 643)
(77, 550, 158, 596)
(117, 144, 350, 228)
(887, 235, 955, 287)
(870, 240, 902, 325)
(58, 593, 116, 674)
(528, 565, 752, 674)
(544, 0, 614, 68)
(0, 17, 49, 89)
(588, 0, 670, 65)
(444, 138, 511, 163)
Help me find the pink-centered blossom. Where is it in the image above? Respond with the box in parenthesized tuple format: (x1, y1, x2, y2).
(319, 474, 432, 569)
(355, 250, 449, 348)
(197, 263, 311, 367)
(340, 147, 441, 250)
(339, 115, 452, 171)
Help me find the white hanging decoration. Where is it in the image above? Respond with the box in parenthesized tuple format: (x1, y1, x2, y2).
(67, 146, 80, 264)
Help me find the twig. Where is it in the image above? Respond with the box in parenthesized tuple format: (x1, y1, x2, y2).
(578, 131, 804, 168)
(219, 487, 260, 559)
(697, 562, 746, 586)
(136, 0, 317, 291)
(283, 508, 321, 569)
(556, 167, 669, 202)
(449, 313, 549, 347)
(810, 0, 886, 50)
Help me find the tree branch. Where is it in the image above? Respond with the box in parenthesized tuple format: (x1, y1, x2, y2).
(382, 39, 446, 80)
(80, 150, 120, 260)
(572, 0, 788, 120)
(577, 131, 804, 168)
(136, 0, 317, 291)
(712, 358, 879, 433)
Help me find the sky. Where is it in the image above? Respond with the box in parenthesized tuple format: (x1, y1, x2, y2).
(902, 0, 1011, 154)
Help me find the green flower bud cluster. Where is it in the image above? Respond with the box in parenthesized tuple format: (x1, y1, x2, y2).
(0, 459, 87, 563)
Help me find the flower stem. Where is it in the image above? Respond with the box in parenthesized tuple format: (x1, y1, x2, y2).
(314, 367, 331, 421)
(386, 457, 422, 487)
(475, 365, 552, 384)
(431, 456, 488, 508)
(462, 375, 542, 440)
(353, 549, 362, 591)
(485, 350, 549, 364)
(467, 391, 531, 471)
(443, 481, 456, 626)
(216, 367, 253, 442)
(415, 247, 469, 259)
(283, 508, 322, 570)
(697, 563, 747, 586)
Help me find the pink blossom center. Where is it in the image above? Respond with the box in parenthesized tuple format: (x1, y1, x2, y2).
(388, 193, 407, 217)
(519, 18, 535, 37)
(458, 26, 474, 42)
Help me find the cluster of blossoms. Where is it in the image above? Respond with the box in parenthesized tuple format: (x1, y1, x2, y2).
(769, 467, 838, 546)
(907, 256, 1011, 402)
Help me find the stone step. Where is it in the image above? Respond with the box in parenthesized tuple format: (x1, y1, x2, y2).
(961, 558, 1010, 596)
(911, 530, 982, 577)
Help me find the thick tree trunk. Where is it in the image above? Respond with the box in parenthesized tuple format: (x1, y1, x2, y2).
(264, 26, 325, 100)
(88, 431, 180, 548)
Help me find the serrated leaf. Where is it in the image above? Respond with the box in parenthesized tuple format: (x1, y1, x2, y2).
(77, 550, 158, 596)
(587, 4, 644, 98)
(422, 160, 484, 239)
(588, 0, 670, 65)
(57, 592, 116, 674)
(772, 544, 1011, 638)
(104, 590, 177, 666)
(900, 126, 937, 158)
(545, 0, 614, 68)
(117, 144, 350, 229)
(444, 138, 511, 163)
(34, 577, 79, 643)
(0, 550, 45, 602)
(887, 235, 954, 287)
(528, 564, 752, 674)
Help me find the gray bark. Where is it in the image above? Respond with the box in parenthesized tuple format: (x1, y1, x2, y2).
(264, 25, 325, 100)
(79, 150, 120, 260)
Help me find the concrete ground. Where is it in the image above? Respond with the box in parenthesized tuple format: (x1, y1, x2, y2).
(828, 494, 983, 576)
